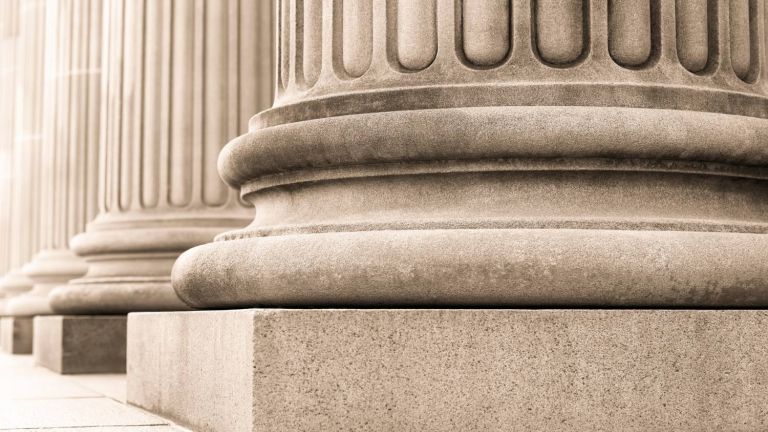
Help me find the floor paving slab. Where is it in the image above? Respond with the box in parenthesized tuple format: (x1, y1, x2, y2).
(0, 355, 98, 400)
(66, 373, 127, 402)
(3, 427, 183, 432)
(0, 352, 187, 431)
(0, 397, 167, 429)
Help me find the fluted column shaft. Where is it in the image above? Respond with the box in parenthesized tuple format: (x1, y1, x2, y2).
(7, 0, 102, 316)
(1, 0, 46, 314)
(0, 0, 20, 309)
(50, 0, 274, 314)
(174, 0, 768, 309)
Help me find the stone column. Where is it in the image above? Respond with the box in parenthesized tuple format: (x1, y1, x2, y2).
(175, 0, 768, 308)
(0, 0, 20, 349)
(5, 0, 91, 319)
(0, 0, 45, 354)
(131, 1, 768, 430)
(48, 0, 274, 315)
(24, 0, 107, 371)
(0, 0, 18, 290)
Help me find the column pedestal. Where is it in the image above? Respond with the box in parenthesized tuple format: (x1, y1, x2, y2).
(2, 250, 87, 355)
(0, 316, 32, 354)
(128, 309, 768, 432)
(33, 315, 126, 374)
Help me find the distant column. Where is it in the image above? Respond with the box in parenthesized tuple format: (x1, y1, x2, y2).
(0, 0, 23, 310)
(5, 0, 96, 316)
(1, 0, 47, 316)
(49, 0, 274, 314)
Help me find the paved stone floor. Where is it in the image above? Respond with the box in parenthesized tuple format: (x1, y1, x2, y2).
(0, 351, 188, 431)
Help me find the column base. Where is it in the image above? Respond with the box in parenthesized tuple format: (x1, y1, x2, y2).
(128, 309, 768, 432)
(34, 315, 127, 374)
(0, 316, 33, 354)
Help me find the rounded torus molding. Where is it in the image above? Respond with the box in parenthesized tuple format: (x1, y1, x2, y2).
(49, 213, 242, 314)
(173, 0, 768, 309)
(0, 269, 33, 315)
(5, 250, 88, 316)
(0, 269, 33, 298)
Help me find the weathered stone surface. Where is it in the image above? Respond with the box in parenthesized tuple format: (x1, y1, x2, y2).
(34, 315, 126, 374)
(173, 0, 768, 309)
(0, 317, 32, 354)
(128, 310, 254, 432)
(129, 309, 768, 432)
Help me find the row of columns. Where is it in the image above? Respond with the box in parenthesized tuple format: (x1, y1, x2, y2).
(0, 1, 766, 429)
(0, 0, 273, 356)
(2, 0, 768, 334)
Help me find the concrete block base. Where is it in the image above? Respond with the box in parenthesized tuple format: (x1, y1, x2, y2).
(34, 315, 127, 374)
(0, 316, 33, 354)
(128, 309, 768, 432)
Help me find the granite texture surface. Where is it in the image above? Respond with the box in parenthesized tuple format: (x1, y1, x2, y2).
(129, 309, 768, 432)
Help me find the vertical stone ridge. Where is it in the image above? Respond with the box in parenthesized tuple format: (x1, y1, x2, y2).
(240, 1, 274, 131)
(84, 0, 101, 224)
(63, 0, 101, 235)
(675, 0, 711, 73)
(129, 0, 146, 212)
(608, 0, 652, 67)
(9, 0, 43, 268)
(102, 0, 125, 214)
(301, 0, 322, 87)
(0, 0, 20, 37)
(534, 0, 586, 66)
(41, 0, 60, 249)
(140, 0, 163, 209)
(728, 0, 756, 81)
(340, 0, 372, 78)
(168, 0, 194, 207)
(279, 0, 290, 90)
(0, 0, 20, 275)
(53, 0, 73, 247)
(460, 0, 511, 68)
(68, 0, 85, 238)
(396, 0, 437, 71)
(202, 0, 228, 206)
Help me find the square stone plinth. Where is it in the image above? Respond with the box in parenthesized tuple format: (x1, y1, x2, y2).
(34, 315, 127, 374)
(0, 316, 33, 354)
(127, 309, 768, 432)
